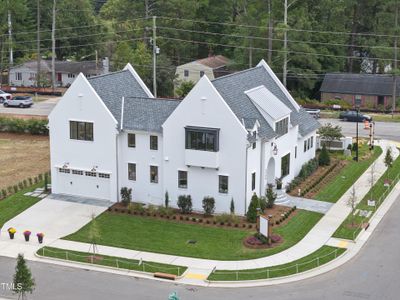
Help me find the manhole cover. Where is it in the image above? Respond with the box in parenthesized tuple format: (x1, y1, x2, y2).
(187, 240, 197, 244)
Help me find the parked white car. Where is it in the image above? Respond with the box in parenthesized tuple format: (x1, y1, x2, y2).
(0, 90, 12, 103)
(3, 96, 33, 108)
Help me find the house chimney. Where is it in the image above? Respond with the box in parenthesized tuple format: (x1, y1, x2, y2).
(102, 57, 109, 74)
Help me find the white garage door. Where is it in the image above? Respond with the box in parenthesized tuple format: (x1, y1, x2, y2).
(56, 168, 111, 200)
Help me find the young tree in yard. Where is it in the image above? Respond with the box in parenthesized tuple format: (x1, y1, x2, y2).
(88, 213, 100, 256)
(347, 185, 357, 226)
(230, 197, 235, 215)
(13, 254, 35, 300)
(369, 163, 376, 201)
(317, 123, 343, 149)
(175, 81, 195, 98)
(319, 144, 331, 166)
(384, 148, 394, 179)
(120, 187, 132, 206)
(202, 196, 215, 216)
(247, 193, 259, 223)
(265, 184, 277, 208)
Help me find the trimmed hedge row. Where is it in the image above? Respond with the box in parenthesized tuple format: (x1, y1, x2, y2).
(300, 162, 339, 197)
(0, 172, 50, 200)
(0, 117, 48, 135)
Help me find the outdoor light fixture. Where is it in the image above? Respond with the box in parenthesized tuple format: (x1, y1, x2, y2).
(91, 166, 98, 172)
(271, 143, 278, 155)
(62, 162, 69, 169)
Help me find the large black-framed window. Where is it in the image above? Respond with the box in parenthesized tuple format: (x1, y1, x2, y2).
(150, 165, 158, 183)
(281, 153, 290, 177)
(219, 175, 229, 193)
(128, 133, 136, 148)
(178, 170, 188, 188)
(70, 121, 93, 141)
(185, 127, 219, 152)
(128, 163, 136, 181)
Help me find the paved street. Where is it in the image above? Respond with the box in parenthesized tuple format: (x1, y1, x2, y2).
(320, 118, 400, 142)
(0, 97, 59, 117)
(1, 193, 399, 299)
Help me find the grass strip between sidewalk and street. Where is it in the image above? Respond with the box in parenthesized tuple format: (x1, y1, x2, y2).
(0, 182, 45, 228)
(63, 210, 322, 261)
(333, 149, 400, 240)
(208, 246, 346, 281)
(314, 146, 382, 203)
(37, 246, 186, 276)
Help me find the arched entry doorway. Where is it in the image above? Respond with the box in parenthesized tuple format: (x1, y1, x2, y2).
(266, 157, 275, 185)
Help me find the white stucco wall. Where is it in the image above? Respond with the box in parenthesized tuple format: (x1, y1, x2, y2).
(163, 76, 249, 215)
(118, 131, 164, 205)
(49, 73, 119, 201)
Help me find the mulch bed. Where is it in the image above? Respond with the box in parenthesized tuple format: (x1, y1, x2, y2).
(243, 236, 284, 249)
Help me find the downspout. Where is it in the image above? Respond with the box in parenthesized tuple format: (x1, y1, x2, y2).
(259, 138, 265, 196)
(244, 143, 251, 215)
(116, 97, 125, 202)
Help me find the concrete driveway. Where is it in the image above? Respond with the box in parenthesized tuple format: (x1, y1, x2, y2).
(0, 97, 59, 117)
(0, 194, 110, 259)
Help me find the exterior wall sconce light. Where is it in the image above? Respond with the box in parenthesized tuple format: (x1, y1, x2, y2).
(271, 143, 278, 155)
(91, 166, 98, 172)
(63, 162, 69, 169)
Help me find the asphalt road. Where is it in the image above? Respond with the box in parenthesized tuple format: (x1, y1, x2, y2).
(1, 194, 399, 300)
(0, 98, 59, 117)
(320, 118, 400, 142)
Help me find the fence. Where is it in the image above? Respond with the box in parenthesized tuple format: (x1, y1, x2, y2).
(352, 171, 400, 240)
(40, 247, 182, 276)
(210, 248, 339, 281)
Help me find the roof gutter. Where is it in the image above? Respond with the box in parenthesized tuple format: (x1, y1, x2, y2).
(120, 96, 125, 131)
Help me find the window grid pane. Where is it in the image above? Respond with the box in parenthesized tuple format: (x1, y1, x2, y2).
(128, 163, 136, 181)
(178, 171, 187, 188)
(150, 166, 158, 183)
(219, 175, 229, 193)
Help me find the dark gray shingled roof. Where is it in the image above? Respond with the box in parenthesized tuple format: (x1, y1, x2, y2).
(212, 66, 319, 139)
(123, 97, 180, 132)
(320, 73, 400, 96)
(88, 70, 149, 126)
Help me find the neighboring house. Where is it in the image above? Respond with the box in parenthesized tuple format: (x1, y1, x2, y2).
(320, 73, 400, 109)
(174, 55, 231, 88)
(49, 60, 319, 216)
(9, 58, 109, 87)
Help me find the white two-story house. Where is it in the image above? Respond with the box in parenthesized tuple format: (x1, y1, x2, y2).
(49, 60, 319, 216)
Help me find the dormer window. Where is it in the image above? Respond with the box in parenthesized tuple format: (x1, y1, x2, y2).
(276, 117, 289, 136)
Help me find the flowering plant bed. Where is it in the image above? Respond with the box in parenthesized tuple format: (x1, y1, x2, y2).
(243, 234, 283, 249)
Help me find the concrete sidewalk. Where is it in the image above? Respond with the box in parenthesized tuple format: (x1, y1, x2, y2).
(46, 140, 398, 273)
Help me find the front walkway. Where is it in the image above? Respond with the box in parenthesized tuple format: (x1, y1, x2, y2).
(0, 194, 109, 259)
(284, 195, 333, 214)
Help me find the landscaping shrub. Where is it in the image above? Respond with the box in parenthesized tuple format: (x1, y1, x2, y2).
(230, 197, 235, 214)
(147, 205, 157, 215)
(120, 187, 132, 206)
(202, 196, 215, 216)
(165, 191, 169, 208)
(265, 184, 277, 208)
(215, 213, 239, 224)
(1, 189, 7, 199)
(319, 144, 331, 166)
(177, 195, 192, 214)
(157, 206, 174, 216)
(0, 117, 48, 135)
(129, 203, 145, 214)
(286, 158, 319, 192)
(18, 182, 23, 190)
(13, 185, 18, 193)
(247, 193, 259, 223)
(352, 142, 358, 152)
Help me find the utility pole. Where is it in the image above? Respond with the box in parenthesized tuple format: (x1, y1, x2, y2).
(283, 0, 288, 87)
(267, 0, 273, 64)
(249, 38, 253, 68)
(152, 16, 157, 97)
(51, 0, 56, 91)
(8, 9, 13, 67)
(392, 1, 399, 117)
(37, 0, 41, 86)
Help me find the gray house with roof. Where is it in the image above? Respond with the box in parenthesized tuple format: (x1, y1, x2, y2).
(320, 73, 400, 109)
(49, 61, 319, 215)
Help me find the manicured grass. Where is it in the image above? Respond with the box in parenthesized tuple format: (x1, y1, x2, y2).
(64, 210, 323, 261)
(37, 247, 186, 276)
(314, 146, 382, 203)
(0, 183, 44, 228)
(208, 246, 345, 281)
(333, 150, 400, 240)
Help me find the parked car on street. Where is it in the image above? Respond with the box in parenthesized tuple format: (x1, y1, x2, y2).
(0, 90, 12, 103)
(339, 110, 372, 122)
(3, 96, 33, 108)
(305, 108, 320, 119)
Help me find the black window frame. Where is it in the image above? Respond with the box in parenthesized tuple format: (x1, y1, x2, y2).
(281, 153, 290, 178)
(219, 175, 229, 194)
(251, 172, 256, 191)
(304, 140, 307, 152)
(128, 163, 136, 181)
(178, 170, 188, 189)
(276, 117, 289, 136)
(150, 135, 158, 150)
(295, 146, 297, 158)
(150, 165, 158, 183)
(185, 126, 220, 152)
(128, 133, 136, 148)
(184, 69, 189, 77)
(69, 121, 94, 141)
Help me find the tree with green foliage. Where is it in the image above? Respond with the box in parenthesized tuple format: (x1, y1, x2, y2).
(165, 191, 169, 208)
(247, 193, 259, 223)
(202, 196, 215, 216)
(230, 197, 235, 215)
(88, 213, 100, 255)
(318, 123, 343, 149)
(13, 254, 35, 300)
(319, 144, 331, 166)
(384, 147, 394, 179)
(265, 184, 277, 208)
(347, 185, 357, 226)
(120, 187, 132, 206)
(113, 41, 135, 70)
(175, 80, 195, 98)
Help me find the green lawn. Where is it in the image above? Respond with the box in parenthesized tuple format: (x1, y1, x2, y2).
(333, 150, 400, 240)
(0, 183, 44, 228)
(314, 146, 382, 203)
(64, 210, 323, 261)
(208, 246, 345, 281)
(37, 247, 186, 276)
